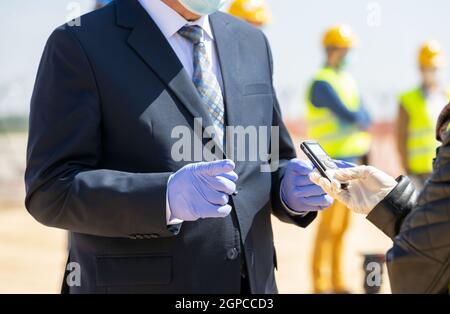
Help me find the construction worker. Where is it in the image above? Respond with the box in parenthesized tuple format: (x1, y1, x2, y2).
(397, 41, 450, 188)
(306, 25, 372, 293)
(228, 0, 271, 27)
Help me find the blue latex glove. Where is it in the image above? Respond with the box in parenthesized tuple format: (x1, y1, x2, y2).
(168, 159, 238, 221)
(281, 159, 333, 212)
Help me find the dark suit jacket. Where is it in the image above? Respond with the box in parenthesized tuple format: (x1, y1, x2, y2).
(25, 0, 316, 293)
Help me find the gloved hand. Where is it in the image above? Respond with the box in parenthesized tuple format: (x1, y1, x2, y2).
(310, 165, 398, 214)
(281, 159, 333, 212)
(167, 159, 238, 221)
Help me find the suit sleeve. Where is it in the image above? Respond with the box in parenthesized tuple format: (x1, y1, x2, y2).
(25, 26, 179, 239)
(262, 33, 317, 228)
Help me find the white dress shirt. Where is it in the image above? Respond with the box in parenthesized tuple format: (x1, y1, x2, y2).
(138, 0, 225, 225)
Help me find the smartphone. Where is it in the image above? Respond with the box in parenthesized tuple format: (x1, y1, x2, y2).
(300, 140, 348, 189)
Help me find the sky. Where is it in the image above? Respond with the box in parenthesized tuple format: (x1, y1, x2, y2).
(0, 0, 449, 120)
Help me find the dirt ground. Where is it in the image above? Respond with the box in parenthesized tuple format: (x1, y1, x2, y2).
(0, 131, 398, 293)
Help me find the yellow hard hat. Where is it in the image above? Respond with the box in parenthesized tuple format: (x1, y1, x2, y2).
(418, 40, 447, 69)
(322, 25, 357, 49)
(228, 0, 271, 26)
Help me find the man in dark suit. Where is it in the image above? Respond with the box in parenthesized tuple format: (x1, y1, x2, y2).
(25, 0, 333, 293)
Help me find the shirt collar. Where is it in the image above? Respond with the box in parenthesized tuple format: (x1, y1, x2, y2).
(138, 0, 214, 40)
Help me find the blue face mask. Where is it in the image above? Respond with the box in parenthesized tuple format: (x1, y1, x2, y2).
(179, 0, 229, 16)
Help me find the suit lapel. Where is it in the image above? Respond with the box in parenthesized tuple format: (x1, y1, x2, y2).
(117, 0, 221, 150)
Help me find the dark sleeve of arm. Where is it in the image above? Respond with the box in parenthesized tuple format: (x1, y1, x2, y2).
(25, 26, 178, 239)
(310, 81, 371, 129)
(262, 34, 317, 228)
(366, 142, 450, 293)
(366, 176, 417, 239)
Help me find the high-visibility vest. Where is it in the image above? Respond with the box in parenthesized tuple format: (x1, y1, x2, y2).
(399, 88, 450, 174)
(306, 67, 371, 159)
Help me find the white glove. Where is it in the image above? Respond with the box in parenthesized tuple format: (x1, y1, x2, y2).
(309, 166, 398, 215)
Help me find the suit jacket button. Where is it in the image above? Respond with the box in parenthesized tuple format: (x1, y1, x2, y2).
(136, 234, 144, 240)
(149, 233, 159, 239)
(128, 235, 137, 240)
(227, 248, 239, 260)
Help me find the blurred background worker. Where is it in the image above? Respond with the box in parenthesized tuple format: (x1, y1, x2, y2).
(94, 0, 112, 10)
(306, 25, 372, 293)
(397, 41, 450, 188)
(228, 0, 271, 27)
